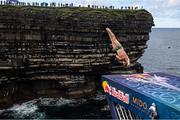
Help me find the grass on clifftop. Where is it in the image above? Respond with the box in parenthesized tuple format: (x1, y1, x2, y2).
(0, 5, 153, 21)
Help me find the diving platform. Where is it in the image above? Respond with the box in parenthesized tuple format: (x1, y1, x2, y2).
(102, 72, 180, 119)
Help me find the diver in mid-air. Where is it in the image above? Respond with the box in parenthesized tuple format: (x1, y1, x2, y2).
(106, 28, 130, 66)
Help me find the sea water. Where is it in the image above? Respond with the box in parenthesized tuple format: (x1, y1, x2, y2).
(0, 96, 110, 119)
(139, 28, 180, 76)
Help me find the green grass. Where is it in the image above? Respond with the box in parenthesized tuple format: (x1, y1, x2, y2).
(0, 5, 153, 21)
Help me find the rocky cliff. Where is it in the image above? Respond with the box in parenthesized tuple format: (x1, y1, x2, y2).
(0, 5, 154, 108)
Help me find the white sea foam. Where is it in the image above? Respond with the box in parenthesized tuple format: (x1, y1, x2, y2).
(0, 97, 105, 118)
(0, 97, 76, 118)
(8, 99, 38, 118)
(37, 97, 76, 106)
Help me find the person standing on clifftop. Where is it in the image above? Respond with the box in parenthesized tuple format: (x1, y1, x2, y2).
(106, 28, 130, 66)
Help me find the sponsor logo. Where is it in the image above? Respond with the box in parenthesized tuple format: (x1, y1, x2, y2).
(102, 81, 129, 104)
(132, 97, 147, 110)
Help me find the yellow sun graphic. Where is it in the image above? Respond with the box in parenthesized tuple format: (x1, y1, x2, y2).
(102, 81, 108, 90)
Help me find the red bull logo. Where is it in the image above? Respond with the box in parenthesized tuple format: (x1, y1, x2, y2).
(102, 81, 129, 104)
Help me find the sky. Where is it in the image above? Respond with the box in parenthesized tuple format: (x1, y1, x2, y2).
(20, 0, 180, 28)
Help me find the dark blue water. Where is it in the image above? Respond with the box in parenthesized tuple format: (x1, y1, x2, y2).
(139, 28, 180, 76)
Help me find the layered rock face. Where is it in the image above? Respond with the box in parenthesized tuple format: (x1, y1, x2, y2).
(0, 6, 154, 107)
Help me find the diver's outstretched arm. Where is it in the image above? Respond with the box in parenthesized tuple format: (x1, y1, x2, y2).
(106, 27, 130, 66)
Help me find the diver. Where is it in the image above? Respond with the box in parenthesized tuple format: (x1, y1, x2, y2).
(106, 28, 130, 66)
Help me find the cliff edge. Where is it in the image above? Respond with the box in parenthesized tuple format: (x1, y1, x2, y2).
(0, 5, 154, 107)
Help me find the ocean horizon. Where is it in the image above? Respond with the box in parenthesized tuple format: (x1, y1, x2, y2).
(139, 28, 180, 76)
